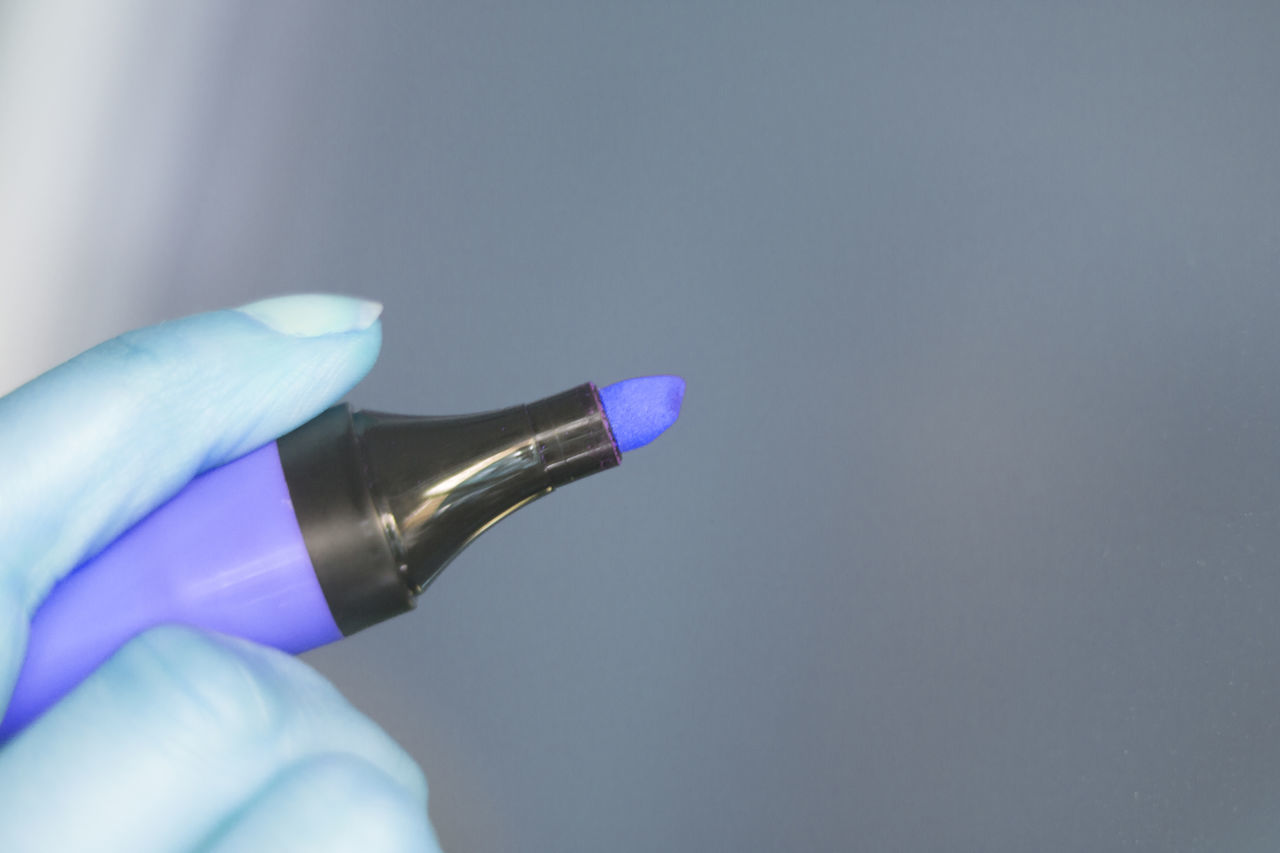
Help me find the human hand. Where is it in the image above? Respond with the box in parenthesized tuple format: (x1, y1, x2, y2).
(0, 295, 442, 851)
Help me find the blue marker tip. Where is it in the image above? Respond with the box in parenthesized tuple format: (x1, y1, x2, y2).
(599, 375, 686, 453)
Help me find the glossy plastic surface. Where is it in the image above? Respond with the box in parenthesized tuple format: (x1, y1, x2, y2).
(355, 383, 620, 596)
(0, 442, 341, 739)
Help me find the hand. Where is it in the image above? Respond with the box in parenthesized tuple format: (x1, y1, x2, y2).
(0, 295, 442, 852)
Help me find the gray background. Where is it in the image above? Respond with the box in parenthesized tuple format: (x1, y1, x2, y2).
(7, 2, 1280, 850)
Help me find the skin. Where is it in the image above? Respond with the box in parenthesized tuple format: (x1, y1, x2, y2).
(0, 295, 443, 852)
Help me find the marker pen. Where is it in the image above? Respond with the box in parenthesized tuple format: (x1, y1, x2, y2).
(0, 375, 685, 740)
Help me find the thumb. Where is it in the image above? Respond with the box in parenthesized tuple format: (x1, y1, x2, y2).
(0, 293, 383, 619)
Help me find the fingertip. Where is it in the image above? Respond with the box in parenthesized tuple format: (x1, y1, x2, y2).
(234, 294, 384, 338)
(0, 627, 436, 852)
(203, 755, 440, 853)
(2, 306, 388, 604)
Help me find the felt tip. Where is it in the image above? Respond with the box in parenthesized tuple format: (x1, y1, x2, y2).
(598, 375, 686, 453)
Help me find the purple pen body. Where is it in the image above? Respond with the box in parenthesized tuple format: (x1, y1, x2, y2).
(0, 376, 683, 740)
(0, 443, 339, 739)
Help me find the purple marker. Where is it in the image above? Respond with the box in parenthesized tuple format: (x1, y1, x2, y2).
(0, 376, 685, 740)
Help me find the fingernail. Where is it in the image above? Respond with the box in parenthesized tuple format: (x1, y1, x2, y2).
(234, 294, 383, 337)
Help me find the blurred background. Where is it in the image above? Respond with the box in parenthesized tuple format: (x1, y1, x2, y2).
(3, 2, 1280, 850)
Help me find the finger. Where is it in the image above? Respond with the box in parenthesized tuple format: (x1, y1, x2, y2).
(0, 293, 382, 614)
(199, 755, 442, 853)
(0, 627, 426, 853)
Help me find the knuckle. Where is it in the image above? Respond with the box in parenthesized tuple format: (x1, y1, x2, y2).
(355, 794, 435, 852)
(328, 766, 434, 850)
(82, 332, 197, 420)
(287, 756, 436, 851)
(91, 331, 183, 389)
(114, 626, 292, 744)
